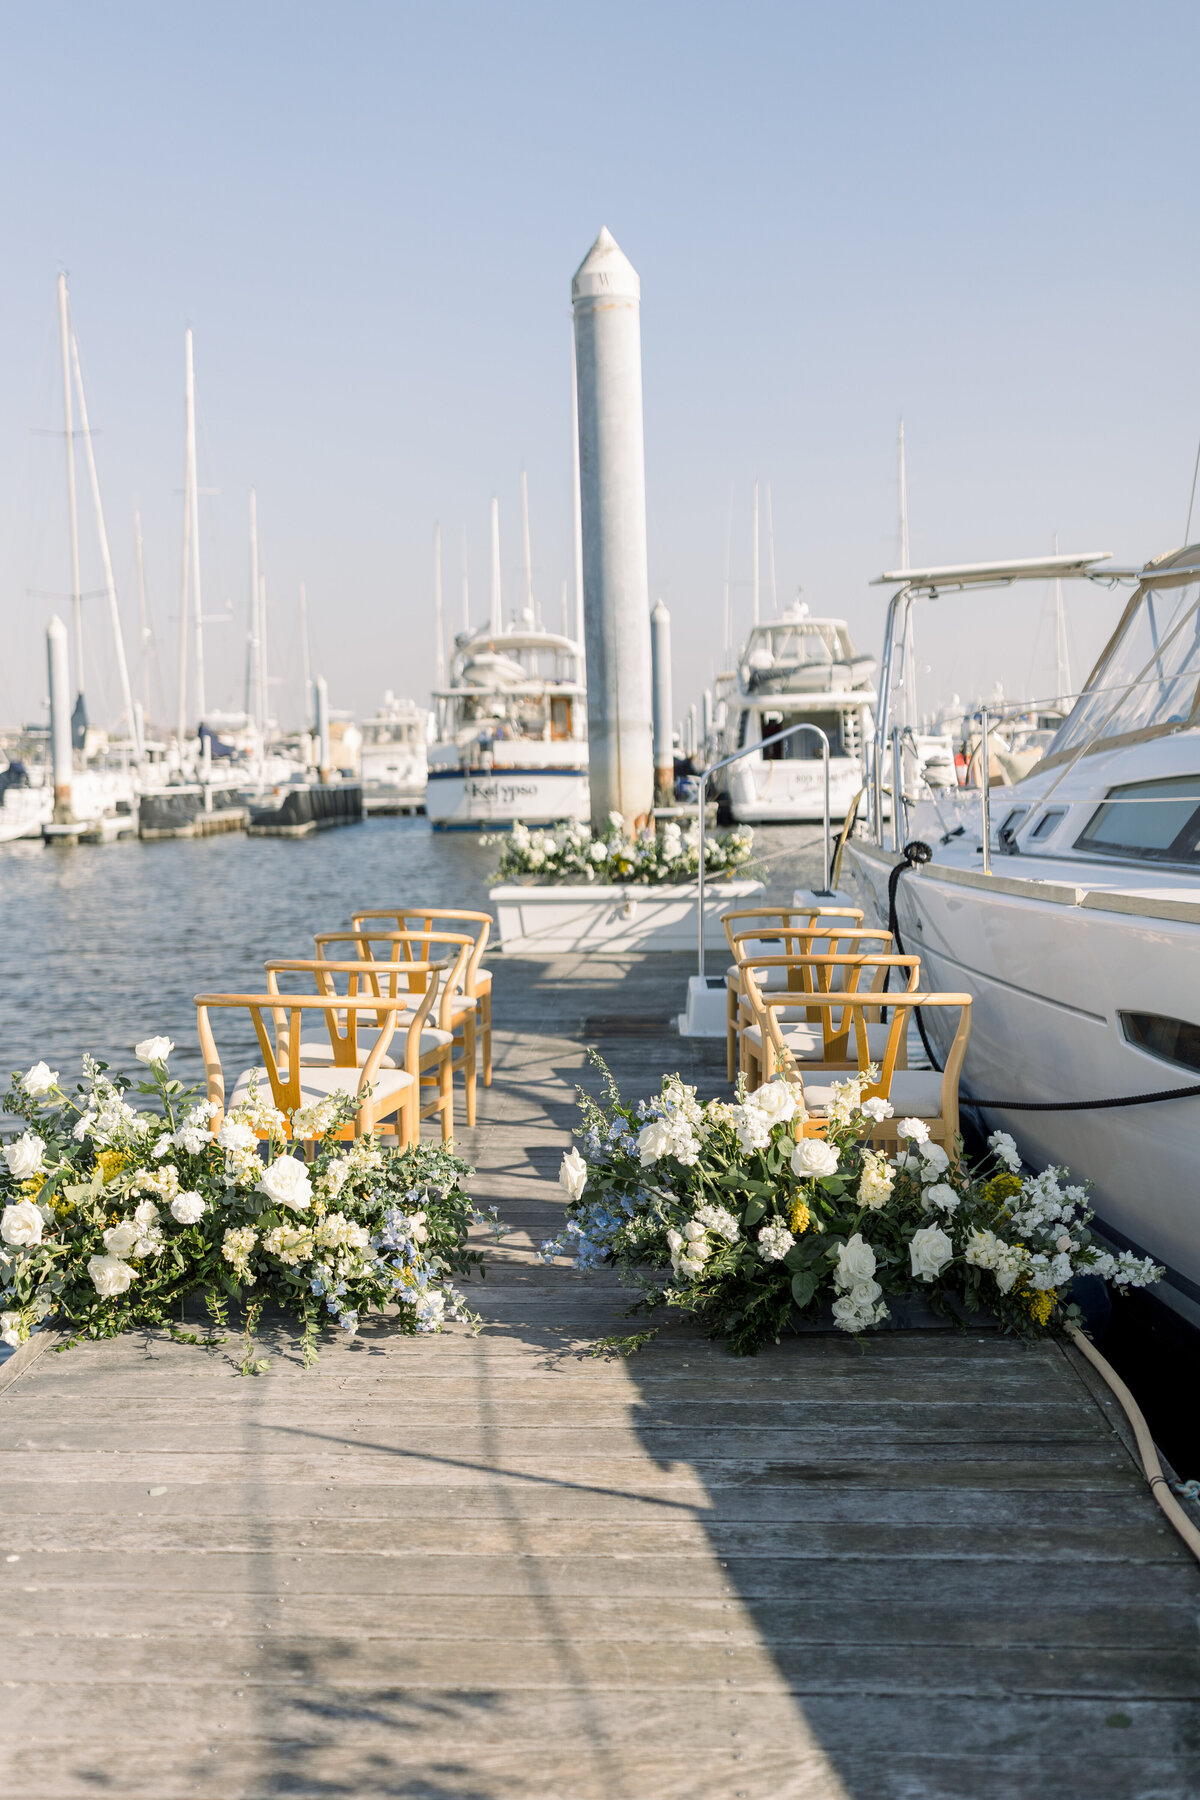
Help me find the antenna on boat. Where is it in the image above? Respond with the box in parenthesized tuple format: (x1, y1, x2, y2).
(433, 521, 446, 688)
(248, 487, 261, 744)
(571, 331, 585, 647)
(490, 497, 502, 637)
(69, 303, 138, 754)
(258, 570, 270, 745)
(766, 482, 778, 615)
(460, 524, 470, 633)
(56, 275, 84, 706)
(520, 470, 535, 628)
(299, 581, 313, 726)
(898, 419, 910, 571)
(723, 484, 733, 660)
(752, 477, 760, 625)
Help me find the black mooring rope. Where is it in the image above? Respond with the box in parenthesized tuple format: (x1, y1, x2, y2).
(885, 842, 1200, 1112)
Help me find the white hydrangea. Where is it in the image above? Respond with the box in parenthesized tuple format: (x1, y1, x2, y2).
(694, 1202, 739, 1242)
(756, 1221, 795, 1263)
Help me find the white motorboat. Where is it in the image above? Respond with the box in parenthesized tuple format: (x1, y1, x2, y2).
(427, 621, 588, 829)
(845, 547, 1200, 1327)
(359, 693, 429, 814)
(715, 602, 877, 823)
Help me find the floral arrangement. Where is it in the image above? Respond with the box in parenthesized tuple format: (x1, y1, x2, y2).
(545, 1065, 1160, 1356)
(490, 811, 755, 886)
(0, 1041, 481, 1362)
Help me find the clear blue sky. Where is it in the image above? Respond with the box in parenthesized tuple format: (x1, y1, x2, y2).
(3, 0, 1199, 734)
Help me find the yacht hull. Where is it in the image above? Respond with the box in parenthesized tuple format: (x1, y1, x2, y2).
(847, 840, 1200, 1326)
(724, 757, 865, 824)
(426, 766, 589, 829)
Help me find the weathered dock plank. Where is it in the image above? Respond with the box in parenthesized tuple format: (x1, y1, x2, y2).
(2, 949, 1198, 1800)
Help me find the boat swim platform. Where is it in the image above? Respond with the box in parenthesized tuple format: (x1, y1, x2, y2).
(2, 952, 1198, 1799)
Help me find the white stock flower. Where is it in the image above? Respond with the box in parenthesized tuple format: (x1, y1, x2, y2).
(22, 1062, 58, 1098)
(731, 1104, 772, 1153)
(921, 1182, 960, 1216)
(909, 1224, 953, 1282)
(988, 1130, 1021, 1172)
(919, 1142, 950, 1176)
(756, 1221, 795, 1263)
(3, 1133, 45, 1180)
(217, 1118, 257, 1153)
(636, 1119, 673, 1166)
(559, 1147, 588, 1201)
(861, 1096, 894, 1122)
(1, 1199, 45, 1247)
(694, 1202, 739, 1242)
(896, 1118, 930, 1144)
(790, 1137, 839, 1179)
(258, 1156, 313, 1212)
(134, 1036, 175, 1066)
(856, 1151, 894, 1211)
(88, 1254, 136, 1296)
(170, 1191, 206, 1225)
(835, 1233, 877, 1288)
(749, 1080, 797, 1128)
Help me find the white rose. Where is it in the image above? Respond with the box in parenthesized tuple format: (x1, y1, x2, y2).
(921, 1182, 960, 1216)
(636, 1119, 673, 1166)
(896, 1118, 930, 1144)
(103, 1221, 140, 1259)
(558, 1147, 588, 1202)
(849, 1277, 882, 1309)
(682, 1219, 707, 1243)
(919, 1142, 950, 1176)
(831, 1293, 867, 1333)
(258, 1155, 313, 1212)
(861, 1096, 894, 1122)
(217, 1119, 257, 1153)
(22, 1062, 58, 1098)
(171, 1191, 206, 1225)
(88, 1253, 136, 1296)
(678, 1253, 707, 1278)
(134, 1036, 175, 1066)
(909, 1223, 953, 1282)
(835, 1232, 876, 1287)
(2, 1133, 45, 1180)
(790, 1137, 839, 1179)
(665, 1228, 684, 1256)
(1, 1199, 45, 1247)
(409, 1211, 429, 1245)
(133, 1199, 159, 1228)
(750, 1080, 797, 1127)
(0, 1310, 23, 1348)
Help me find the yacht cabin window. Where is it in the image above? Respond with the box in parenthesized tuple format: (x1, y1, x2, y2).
(1074, 775, 1200, 865)
(1027, 807, 1067, 841)
(759, 711, 845, 759)
(1119, 1011, 1200, 1076)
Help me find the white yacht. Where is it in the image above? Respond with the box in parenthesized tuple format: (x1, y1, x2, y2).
(426, 618, 588, 829)
(359, 692, 429, 814)
(845, 547, 1200, 1327)
(714, 602, 877, 823)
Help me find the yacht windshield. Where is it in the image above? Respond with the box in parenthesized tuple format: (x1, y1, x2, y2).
(1047, 579, 1200, 760)
(745, 623, 845, 669)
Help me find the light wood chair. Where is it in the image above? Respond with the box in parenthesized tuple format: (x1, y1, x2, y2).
(352, 908, 494, 1087)
(740, 971, 973, 1147)
(315, 928, 480, 1128)
(194, 989, 433, 1144)
(738, 951, 919, 1087)
(725, 922, 891, 1080)
(265, 957, 456, 1143)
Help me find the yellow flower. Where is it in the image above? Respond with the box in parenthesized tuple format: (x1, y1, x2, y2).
(18, 1177, 44, 1200)
(96, 1149, 130, 1184)
(788, 1198, 811, 1235)
(984, 1172, 1022, 1208)
(1022, 1287, 1056, 1327)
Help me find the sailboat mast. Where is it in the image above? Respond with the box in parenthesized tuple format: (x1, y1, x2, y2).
(248, 488, 261, 740)
(766, 482, 778, 615)
(723, 484, 733, 660)
(433, 522, 446, 689)
(134, 507, 152, 717)
(184, 330, 206, 721)
(176, 395, 191, 751)
(57, 275, 84, 700)
(69, 320, 137, 750)
(460, 524, 470, 633)
(258, 572, 269, 743)
(752, 478, 760, 626)
(298, 581, 313, 725)
(520, 470, 534, 621)
(489, 497, 502, 637)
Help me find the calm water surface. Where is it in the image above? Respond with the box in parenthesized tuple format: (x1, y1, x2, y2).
(0, 817, 822, 1094)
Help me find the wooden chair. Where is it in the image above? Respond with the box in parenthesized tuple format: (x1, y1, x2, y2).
(265, 957, 456, 1143)
(352, 908, 494, 1087)
(315, 928, 480, 1128)
(725, 921, 891, 1080)
(194, 989, 433, 1144)
(738, 951, 919, 1087)
(740, 972, 973, 1147)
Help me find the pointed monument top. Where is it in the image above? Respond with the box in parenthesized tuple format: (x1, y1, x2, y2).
(572, 227, 641, 304)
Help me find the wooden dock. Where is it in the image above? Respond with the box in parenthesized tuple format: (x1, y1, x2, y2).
(2, 951, 1198, 1798)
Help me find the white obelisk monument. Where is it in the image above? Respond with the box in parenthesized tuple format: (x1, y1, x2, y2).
(572, 228, 654, 831)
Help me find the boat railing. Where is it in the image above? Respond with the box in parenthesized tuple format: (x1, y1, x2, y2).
(695, 723, 833, 980)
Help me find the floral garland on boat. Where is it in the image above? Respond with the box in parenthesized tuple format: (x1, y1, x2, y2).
(0, 1042, 480, 1361)
(490, 811, 755, 885)
(544, 1065, 1160, 1356)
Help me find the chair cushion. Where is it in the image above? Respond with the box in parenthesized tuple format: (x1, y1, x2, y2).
(742, 1022, 892, 1060)
(798, 1069, 943, 1119)
(229, 1063, 413, 1113)
(297, 1025, 454, 1069)
(726, 963, 789, 989)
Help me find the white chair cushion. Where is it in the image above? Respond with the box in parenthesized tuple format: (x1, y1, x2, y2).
(726, 962, 790, 990)
(742, 1021, 892, 1060)
(229, 1063, 413, 1112)
(296, 1025, 454, 1069)
(798, 1069, 943, 1119)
